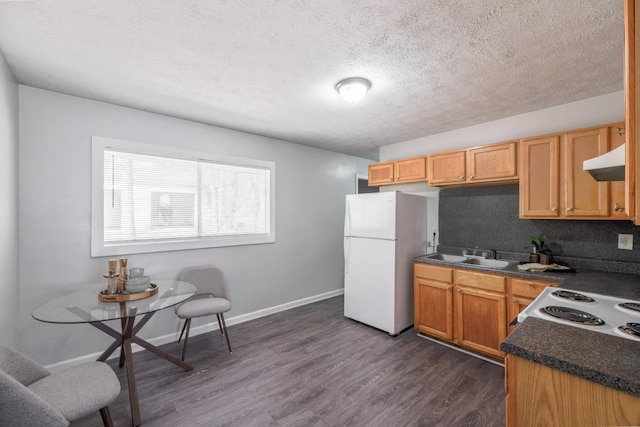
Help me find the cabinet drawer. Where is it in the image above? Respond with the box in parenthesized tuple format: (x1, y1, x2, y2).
(454, 269, 506, 293)
(511, 278, 556, 299)
(415, 263, 452, 282)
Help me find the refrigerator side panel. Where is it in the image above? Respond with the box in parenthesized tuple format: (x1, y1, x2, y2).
(344, 237, 396, 334)
(345, 193, 397, 239)
(394, 193, 428, 332)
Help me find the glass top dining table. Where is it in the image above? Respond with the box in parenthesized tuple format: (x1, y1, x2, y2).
(32, 280, 196, 427)
(32, 280, 197, 324)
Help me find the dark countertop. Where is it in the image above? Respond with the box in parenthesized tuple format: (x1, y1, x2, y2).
(414, 254, 640, 397)
(414, 254, 640, 300)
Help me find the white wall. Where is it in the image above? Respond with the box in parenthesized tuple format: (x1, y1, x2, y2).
(380, 91, 625, 160)
(18, 86, 370, 365)
(0, 51, 19, 348)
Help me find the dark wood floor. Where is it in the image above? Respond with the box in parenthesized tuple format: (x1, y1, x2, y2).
(75, 296, 505, 427)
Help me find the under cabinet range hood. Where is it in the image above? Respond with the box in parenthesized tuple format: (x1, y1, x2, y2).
(583, 143, 625, 181)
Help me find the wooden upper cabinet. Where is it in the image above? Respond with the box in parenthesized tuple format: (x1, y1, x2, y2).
(610, 124, 630, 219)
(563, 127, 609, 217)
(624, 0, 637, 223)
(428, 142, 518, 187)
(520, 125, 629, 220)
(394, 156, 427, 183)
(368, 157, 426, 186)
(428, 150, 466, 185)
(467, 142, 517, 183)
(519, 135, 560, 217)
(368, 161, 395, 186)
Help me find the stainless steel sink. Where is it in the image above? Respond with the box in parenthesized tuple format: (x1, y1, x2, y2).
(460, 258, 514, 269)
(424, 253, 469, 262)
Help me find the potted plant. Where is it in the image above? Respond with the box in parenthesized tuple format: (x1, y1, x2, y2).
(530, 233, 552, 264)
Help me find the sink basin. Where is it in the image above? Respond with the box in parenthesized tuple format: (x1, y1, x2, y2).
(424, 254, 469, 262)
(461, 258, 514, 269)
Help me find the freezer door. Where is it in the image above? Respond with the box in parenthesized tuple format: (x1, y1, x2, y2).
(345, 192, 396, 240)
(344, 237, 396, 334)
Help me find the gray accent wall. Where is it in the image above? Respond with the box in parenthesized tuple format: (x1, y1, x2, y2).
(0, 50, 19, 348)
(18, 86, 370, 366)
(439, 185, 640, 273)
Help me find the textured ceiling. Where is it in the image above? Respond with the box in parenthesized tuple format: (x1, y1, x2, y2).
(0, 0, 624, 160)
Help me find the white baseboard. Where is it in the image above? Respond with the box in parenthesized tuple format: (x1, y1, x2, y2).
(46, 288, 344, 371)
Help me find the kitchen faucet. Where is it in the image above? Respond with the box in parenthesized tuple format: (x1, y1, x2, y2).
(462, 248, 497, 259)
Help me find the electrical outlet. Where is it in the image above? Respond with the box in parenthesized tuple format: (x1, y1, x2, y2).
(618, 234, 633, 250)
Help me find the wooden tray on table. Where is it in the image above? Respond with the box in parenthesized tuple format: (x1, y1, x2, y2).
(98, 284, 158, 302)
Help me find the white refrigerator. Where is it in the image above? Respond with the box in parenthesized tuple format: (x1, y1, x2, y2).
(344, 191, 427, 335)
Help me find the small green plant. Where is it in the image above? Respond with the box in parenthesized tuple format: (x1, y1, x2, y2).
(530, 233, 552, 255)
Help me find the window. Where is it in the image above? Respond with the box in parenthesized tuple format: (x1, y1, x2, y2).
(92, 137, 275, 256)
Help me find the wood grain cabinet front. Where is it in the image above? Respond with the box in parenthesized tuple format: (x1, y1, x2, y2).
(428, 141, 518, 187)
(519, 123, 629, 220)
(368, 156, 427, 186)
(507, 278, 557, 334)
(414, 264, 454, 341)
(505, 355, 640, 427)
(453, 269, 507, 359)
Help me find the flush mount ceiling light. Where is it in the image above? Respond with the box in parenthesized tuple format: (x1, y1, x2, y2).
(335, 77, 371, 103)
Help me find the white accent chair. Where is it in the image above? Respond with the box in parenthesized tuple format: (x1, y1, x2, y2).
(0, 344, 120, 426)
(175, 266, 233, 361)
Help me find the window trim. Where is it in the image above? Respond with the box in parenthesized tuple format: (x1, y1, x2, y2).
(91, 136, 276, 257)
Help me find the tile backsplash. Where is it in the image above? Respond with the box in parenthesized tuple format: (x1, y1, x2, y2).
(438, 185, 640, 274)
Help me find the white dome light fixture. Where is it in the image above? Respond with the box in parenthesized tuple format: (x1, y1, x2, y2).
(336, 77, 371, 103)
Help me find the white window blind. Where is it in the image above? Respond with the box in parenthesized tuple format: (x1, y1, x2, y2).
(92, 137, 275, 256)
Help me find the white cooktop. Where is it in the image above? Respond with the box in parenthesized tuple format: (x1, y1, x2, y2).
(518, 287, 640, 342)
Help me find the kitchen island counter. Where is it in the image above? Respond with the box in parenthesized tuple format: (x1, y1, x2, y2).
(501, 317, 640, 397)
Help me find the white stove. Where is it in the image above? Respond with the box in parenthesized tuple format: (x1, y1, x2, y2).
(518, 287, 640, 342)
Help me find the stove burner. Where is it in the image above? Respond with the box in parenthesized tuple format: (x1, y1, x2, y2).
(551, 290, 595, 302)
(618, 302, 640, 313)
(539, 306, 605, 325)
(618, 323, 640, 337)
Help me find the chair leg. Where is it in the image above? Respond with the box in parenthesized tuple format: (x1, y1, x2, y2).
(177, 318, 189, 344)
(219, 314, 232, 354)
(216, 314, 224, 335)
(99, 406, 114, 427)
(180, 318, 192, 361)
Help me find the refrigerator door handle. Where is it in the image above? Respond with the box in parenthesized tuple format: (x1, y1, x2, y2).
(345, 199, 351, 236)
(344, 237, 350, 273)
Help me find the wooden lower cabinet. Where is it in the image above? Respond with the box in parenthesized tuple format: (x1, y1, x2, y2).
(507, 278, 557, 333)
(414, 263, 510, 359)
(505, 355, 640, 426)
(414, 264, 454, 340)
(454, 269, 507, 358)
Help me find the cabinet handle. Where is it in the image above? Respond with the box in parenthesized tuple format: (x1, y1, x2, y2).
(528, 282, 534, 288)
(551, 206, 558, 212)
(458, 175, 464, 180)
(457, 288, 462, 293)
(566, 207, 573, 212)
(513, 298, 519, 304)
(469, 175, 475, 179)
(616, 127, 625, 137)
(614, 203, 625, 212)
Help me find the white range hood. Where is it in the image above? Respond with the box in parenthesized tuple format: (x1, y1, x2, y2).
(583, 143, 625, 181)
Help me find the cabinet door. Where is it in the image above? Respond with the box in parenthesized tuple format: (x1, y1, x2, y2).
(428, 151, 466, 185)
(368, 162, 395, 186)
(415, 277, 453, 340)
(563, 127, 609, 217)
(454, 286, 507, 358)
(519, 136, 560, 217)
(395, 157, 427, 183)
(508, 296, 533, 334)
(467, 142, 517, 182)
(610, 124, 630, 219)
